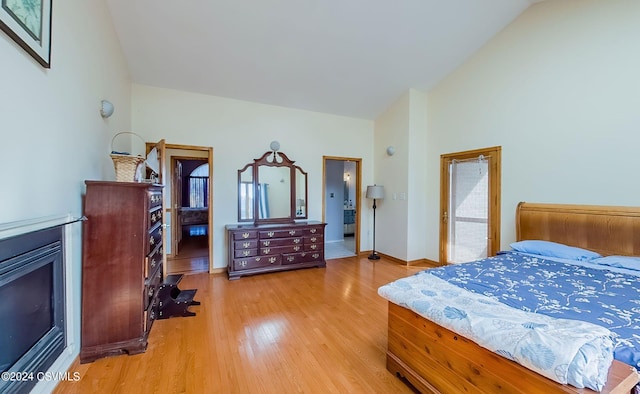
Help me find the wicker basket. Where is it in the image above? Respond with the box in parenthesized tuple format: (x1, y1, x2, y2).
(110, 132, 146, 182)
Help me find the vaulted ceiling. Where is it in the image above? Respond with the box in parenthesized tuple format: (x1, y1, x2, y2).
(105, 0, 542, 119)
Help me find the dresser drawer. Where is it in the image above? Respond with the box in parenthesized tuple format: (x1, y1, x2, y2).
(144, 264, 162, 310)
(233, 255, 280, 270)
(234, 239, 258, 250)
(234, 248, 258, 258)
(148, 190, 163, 209)
(304, 251, 324, 262)
(144, 296, 159, 334)
(305, 226, 323, 236)
(232, 230, 258, 240)
(145, 244, 163, 278)
(149, 206, 162, 227)
(260, 228, 303, 238)
(148, 224, 162, 252)
(305, 235, 324, 244)
(259, 244, 304, 256)
(304, 243, 322, 252)
(259, 237, 303, 247)
(282, 251, 324, 265)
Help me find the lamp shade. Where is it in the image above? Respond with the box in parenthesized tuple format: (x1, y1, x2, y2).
(366, 185, 384, 199)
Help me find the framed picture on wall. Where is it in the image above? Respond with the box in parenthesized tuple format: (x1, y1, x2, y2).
(0, 0, 52, 68)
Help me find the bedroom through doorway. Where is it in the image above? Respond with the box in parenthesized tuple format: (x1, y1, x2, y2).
(165, 145, 213, 275)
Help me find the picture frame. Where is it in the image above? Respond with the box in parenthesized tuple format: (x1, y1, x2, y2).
(0, 0, 52, 68)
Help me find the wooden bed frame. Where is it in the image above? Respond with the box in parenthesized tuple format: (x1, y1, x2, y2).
(386, 202, 640, 393)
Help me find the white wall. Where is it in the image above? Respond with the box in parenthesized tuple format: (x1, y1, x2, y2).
(131, 84, 375, 269)
(373, 89, 429, 262)
(0, 0, 130, 391)
(374, 92, 410, 259)
(407, 90, 429, 261)
(425, 0, 640, 260)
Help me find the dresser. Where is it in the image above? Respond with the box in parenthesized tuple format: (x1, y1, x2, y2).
(226, 221, 326, 280)
(80, 181, 164, 363)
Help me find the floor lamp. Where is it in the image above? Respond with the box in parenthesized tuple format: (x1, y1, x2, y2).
(366, 185, 384, 260)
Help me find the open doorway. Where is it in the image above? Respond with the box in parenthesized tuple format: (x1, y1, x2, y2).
(164, 145, 213, 275)
(323, 157, 362, 259)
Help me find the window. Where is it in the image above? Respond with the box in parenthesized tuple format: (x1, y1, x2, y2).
(189, 164, 209, 208)
(448, 157, 489, 263)
(239, 181, 254, 219)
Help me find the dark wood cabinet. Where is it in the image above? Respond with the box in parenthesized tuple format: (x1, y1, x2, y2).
(80, 181, 163, 363)
(226, 221, 326, 279)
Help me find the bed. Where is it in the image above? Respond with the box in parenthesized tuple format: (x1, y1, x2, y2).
(179, 207, 209, 225)
(379, 202, 640, 393)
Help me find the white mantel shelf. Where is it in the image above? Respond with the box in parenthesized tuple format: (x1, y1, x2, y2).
(0, 214, 82, 240)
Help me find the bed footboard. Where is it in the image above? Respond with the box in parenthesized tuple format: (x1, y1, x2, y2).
(386, 302, 639, 394)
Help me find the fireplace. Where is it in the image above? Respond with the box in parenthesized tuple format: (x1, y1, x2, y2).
(0, 226, 66, 393)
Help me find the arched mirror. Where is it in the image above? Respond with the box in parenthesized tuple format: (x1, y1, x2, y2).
(238, 150, 308, 224)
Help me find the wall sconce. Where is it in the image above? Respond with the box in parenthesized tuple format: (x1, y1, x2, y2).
(100, 100, 114, 118)
(386, 146, 396, 156)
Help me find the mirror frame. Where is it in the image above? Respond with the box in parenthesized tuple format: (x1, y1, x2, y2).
(237, 150, 308, 224)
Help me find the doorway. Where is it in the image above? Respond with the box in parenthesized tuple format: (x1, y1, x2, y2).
(439, 146, 501, 264)
(165, 145, 214, 274)
(322, 157, 362, 259)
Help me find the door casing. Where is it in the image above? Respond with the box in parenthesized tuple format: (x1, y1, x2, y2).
(439, 146, 501, 264)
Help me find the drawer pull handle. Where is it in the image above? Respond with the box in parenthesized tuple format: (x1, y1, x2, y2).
(263, 241, 271, 246)
(240, 261, 248, 267)
(289, 230, 296, 235)
(151, 259, 157, 267)
(256, 257, 261, 262)
(243, 242, 250, 248)
(269, 257, 277, 264)
(310, 245, 317, 250)
(294, 246, 300, 251)
(243, 250, 250, 256)
(263, 248, 271, 254)
(242, 232, 250, 239)
(150, 236, 155, 245)
(311, 237, 317, 242)
(310, 229, 317, 233)
(267, 231, 275, 237)
(287, 256, 295, 262)
(312, 253, 320, 259)
(293, 239, 301, 244)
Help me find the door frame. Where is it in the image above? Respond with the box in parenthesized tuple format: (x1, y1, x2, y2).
(439, 146, 501, 263)
(170, 155, 209, 257)
(322, 156, 362, 255)
(148, 142, 214, 273)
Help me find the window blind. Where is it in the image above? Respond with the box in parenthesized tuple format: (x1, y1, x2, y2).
(448, 157, 489, 263)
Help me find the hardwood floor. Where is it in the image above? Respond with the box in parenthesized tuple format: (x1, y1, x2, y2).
(54, 257, 424, 393)
(167, 227, 209, 275)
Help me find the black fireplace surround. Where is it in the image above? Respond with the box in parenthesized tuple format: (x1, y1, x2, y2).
(0, 226, 66, 393)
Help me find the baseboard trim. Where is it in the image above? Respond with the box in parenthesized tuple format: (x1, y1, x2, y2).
(360, 251, 443, 268)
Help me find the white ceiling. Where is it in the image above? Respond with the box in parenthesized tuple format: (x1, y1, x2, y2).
(105, 0, 539, 120)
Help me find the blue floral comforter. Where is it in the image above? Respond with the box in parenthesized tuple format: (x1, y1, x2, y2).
(377, 251, 640, 391)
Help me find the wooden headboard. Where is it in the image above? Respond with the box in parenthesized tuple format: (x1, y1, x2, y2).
(516, 202, 640, 257)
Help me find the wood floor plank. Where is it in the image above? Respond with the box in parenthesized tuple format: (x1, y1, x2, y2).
(54, 257, 422, 393)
